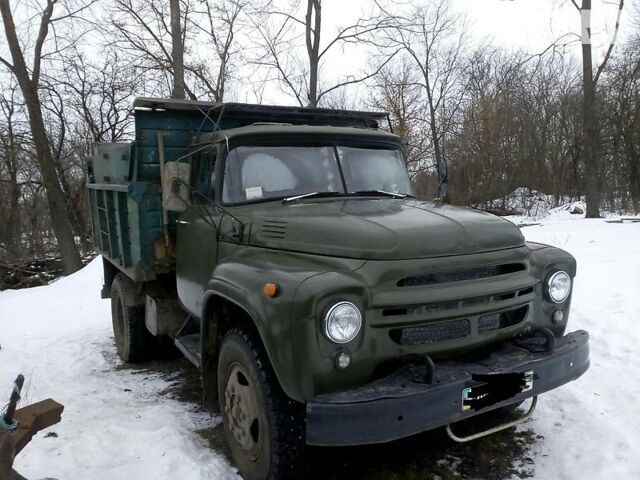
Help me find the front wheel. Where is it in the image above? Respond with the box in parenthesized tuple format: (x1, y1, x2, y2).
(218, 329, 305, 480)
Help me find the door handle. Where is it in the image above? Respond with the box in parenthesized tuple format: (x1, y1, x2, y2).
(176, 220, 190, 225)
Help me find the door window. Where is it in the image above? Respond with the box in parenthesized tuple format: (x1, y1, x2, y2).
(190, 148, 218, 201)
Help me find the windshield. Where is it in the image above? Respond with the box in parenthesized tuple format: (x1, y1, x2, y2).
(222, 144, 413, 204)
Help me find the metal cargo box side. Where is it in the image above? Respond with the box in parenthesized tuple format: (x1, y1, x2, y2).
(86, 143, 170, 283)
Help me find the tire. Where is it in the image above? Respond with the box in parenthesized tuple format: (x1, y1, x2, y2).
(110, 274, 152, 362)
(218, 329, 306, 480)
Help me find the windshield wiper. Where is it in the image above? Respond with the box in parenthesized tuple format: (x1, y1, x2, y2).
(353, 189, 414, 199)
(282, 191, 343, 203)
(283, 189, 414, 203)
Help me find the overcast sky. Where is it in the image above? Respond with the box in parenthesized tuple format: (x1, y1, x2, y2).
(252, 0, 637, 105)
(453, 0, 634, 52)
(1, 0, 637, 106)
(318, 0, 635, 52)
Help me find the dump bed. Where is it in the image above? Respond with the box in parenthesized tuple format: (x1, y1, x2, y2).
(86, 97, 389, 282)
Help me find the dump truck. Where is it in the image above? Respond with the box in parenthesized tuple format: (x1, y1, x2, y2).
(86, 97, 590, 480)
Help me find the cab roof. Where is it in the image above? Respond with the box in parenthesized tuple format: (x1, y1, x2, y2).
(197, 124, 401, 146)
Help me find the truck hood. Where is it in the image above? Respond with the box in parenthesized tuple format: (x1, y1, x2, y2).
(244, 198, 525, 260)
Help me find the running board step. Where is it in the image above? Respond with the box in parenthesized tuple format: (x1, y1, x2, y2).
(174, 317, 201, 368)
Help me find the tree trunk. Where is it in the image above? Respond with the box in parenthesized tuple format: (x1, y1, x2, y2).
(1, 124, 21, 259)
(625, 136, 640, 213)
(53, 155, 91, 254)
(170, 0, 186, 99)
(305, 0, 321, 106)
(4, 160, 21, 260)
(0, 0, 82, 273)
(580, 0, 602, 218)
(425, 75, 447, 201)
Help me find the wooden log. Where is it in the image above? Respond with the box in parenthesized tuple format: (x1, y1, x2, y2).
(11, 400, 64, 455)
(1, 431, 30, 480)
(0, 431, 15, 480)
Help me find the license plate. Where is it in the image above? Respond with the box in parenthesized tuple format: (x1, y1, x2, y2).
(461, 370, 534, 411)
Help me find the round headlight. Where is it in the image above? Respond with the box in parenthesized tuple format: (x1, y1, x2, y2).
(547, 271, 571, 303)
(324, 301, 362, 344)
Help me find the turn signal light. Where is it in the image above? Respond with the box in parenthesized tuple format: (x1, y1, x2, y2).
(263, 282, 279, 297)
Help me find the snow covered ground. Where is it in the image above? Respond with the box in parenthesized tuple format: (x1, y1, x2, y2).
(1, 211, 639, 479)
(511, 215, 640, 479)
(0, 259, 235, 480)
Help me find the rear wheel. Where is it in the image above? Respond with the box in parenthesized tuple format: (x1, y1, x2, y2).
(110, 274, 152, 362)
(218, 328, 305, 480)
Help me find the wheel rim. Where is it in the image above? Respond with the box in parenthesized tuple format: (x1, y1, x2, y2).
(224, 362, 263, 461)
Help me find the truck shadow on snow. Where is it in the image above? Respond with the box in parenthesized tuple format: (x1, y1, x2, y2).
(115, 353, 539, 480)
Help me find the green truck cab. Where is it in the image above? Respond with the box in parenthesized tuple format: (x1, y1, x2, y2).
(87, 98, 589, 480)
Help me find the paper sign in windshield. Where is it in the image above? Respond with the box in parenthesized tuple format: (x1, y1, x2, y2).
(246, 186, 263, 200)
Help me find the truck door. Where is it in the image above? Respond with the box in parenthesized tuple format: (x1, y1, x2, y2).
(176, 147, 220, 317)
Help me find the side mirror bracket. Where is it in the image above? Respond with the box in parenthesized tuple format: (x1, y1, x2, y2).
(162, 162, 191, 212)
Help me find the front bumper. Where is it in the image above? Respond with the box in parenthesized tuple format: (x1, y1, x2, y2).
(306, 330, 589, 446)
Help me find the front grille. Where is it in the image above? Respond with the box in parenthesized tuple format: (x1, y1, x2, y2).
(477, 305, 529, 334)
(389, 304, 530, 347)
(397, 263, 525, 287)
(382, 285, 535, 318)
(390, 319, 470, 346)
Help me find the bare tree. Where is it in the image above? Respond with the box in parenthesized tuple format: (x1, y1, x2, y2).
(378, 0, 468, 201)
(252, 0, 397, 106)
(170, 0, 186, 99)
(570, 0, 625, 217)
(0, 83, 28, 260)
(36, 82, 91, 252)
(188, 0, 250, 101)
(109, 0, 249, 101)
(602, 34, 640, 213)
(0, 0, 85, 272)
(58, 50, 137, 142)
(33, 49, 140, 253)
(370, 59, 429, 182)
(109, 0, 195, 98)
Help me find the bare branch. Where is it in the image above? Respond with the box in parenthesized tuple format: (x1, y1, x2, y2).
(51, 0, 98, 22)
(594, 0, 625, 85)
(263, 10, 307, 28)
(318, 48, 401, 102)
(0, 55, 14, 72)
(32, 0, 56, 89)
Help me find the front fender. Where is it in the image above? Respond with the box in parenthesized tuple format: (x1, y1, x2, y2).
(202, 244, 365, 402)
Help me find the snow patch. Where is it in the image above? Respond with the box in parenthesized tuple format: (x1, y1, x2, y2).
(0, 257, 235, 480)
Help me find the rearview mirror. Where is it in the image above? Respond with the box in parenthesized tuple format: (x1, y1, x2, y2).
(162, 162, 191, 212)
